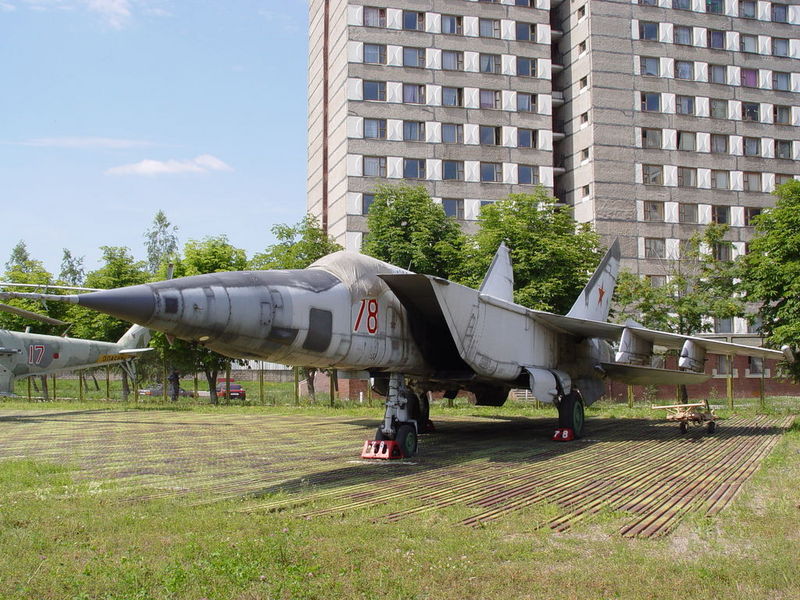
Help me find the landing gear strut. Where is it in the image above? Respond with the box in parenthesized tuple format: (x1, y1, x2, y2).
(362, 374, 422, 459)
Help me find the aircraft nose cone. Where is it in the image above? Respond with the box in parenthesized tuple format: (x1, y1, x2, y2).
(76, 284, 156, 325)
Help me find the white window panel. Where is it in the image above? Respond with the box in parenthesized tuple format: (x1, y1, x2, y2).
(665, 202, 679, 223)
(790, 4, 800, 24)
(426, 121, 441, 143)
(425, 12, 441, 33)
(387, 119, 402, 141)
(792, 73, 800, 93)
(666, 239, 680, 260)
(762, 173, 773, 193)
(733, 317, 747, 334)
(697, 132, 711, 152)
(633, 55, 641, 76)
(757, 1, 769, 21)
(634, 163, 643, 184)
(464, 87, 479, 109)
(760, 103, 773, 124)
(631, 19, 639, 40)
(728, 100, 741, 120)
(465, 161, 480, 182)
(634, 127, 642, 148)
(502, 90, 516, 111)
(537, 26, 550, 45)
(347, 41, 363, 63)
(692, 0, 704, 11)
(695, 62, 708, 82)
(659, 23, 673, 44)
(663, 128, 677, 150)
(464, 124, 479, 145)
(762, 138, 774, 159)
(694, 27, 706, 47)
(464, 52, 479, 72)
(346, 154, 362, 177)
(347, 78, 362, 101)
(536, 0, 550, 9)
(503, 163, 517, 184)
(426, 84, 441, 106)
(502, 54, 515, 75)
(637, 237, 645, 259)
(759, 36, 771, 55)
(538, 94, 552, 115)
(426, 48, 441, 70)
(731, 206, 745, 227)
(791, 39, 800, 59)
(346, 192, 361, 215)
(345, 232, 362, 252)
(387, 157, 402, 178)
(730, 136, 743, 155)
(727, 65, 739, 86)
(539, 59, 552, 80)
(346, 116, 363, 138)
(664, 165, 678, 186)
(635, 200, 644, 221)
(794, 141, 800, 160)
(347, 5, 362, 26)
(663, 93, 676, 114)
(464, 199, 481, 222)
(386, 8, 402, 29)
(539, 130, 553, 151)
(660, 57, 674, 78)
(793, 106, 800, 126)
(540, 166, 554, 188)
(698, 168, 711, 189)
(387, 82, 402, 103)
(724, 0, 737, 16)
(387, 45, 402, 66)
(501, 19, 515, 40)
(726, 31, 739, 52)
(463, 16, 479, 37)
(732, 241, 746, 258)
(502, 126, 517, 147)
(696, 96, 709, 117)
(427, 159, 442, 181)
(699, 204, 712, 224)
(759, 70, 772, 89)
(730, 171, 744, 191)
(659, 0, 670, 7)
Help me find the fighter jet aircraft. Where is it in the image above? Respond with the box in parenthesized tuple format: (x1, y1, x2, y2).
(0, 241, 787, 455)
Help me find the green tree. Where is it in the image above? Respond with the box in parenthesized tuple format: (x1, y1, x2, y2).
(362, 184, 466, 279)
(740, 179, 800, 378)
(0, 243, 61, 334)
(464, 189, 602, 313)
(59, 249, 85, 286)
(250, 215, 342, 270)
(5, 240, 33, 273)
(144, 210, 179, 274)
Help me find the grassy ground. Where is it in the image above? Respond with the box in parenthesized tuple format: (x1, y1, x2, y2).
(0, 400, 798, 599)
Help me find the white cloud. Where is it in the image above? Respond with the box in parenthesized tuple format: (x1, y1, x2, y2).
(10, 0, 169, 27)
(105, 154, 233, 176)
(83, 0, 130, 28)
(22, 136, 155, 149)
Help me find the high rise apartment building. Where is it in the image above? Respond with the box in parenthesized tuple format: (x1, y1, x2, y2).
(308, 0, 800, 332)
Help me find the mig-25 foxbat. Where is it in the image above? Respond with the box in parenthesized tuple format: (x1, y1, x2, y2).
(1, 241, 788, 456)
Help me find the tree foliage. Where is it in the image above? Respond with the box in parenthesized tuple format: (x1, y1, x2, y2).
(0, 244, 63, 334)
(144, 210, 179, 274)
(362, 184, 467, 279)
(463, 190, 602, 313)
(59, 249, 85, 286)
(250, 215, 342, 270)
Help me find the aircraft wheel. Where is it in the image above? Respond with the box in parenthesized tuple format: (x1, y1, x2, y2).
(374, 427, 388, 441)
(559, 392, 585, 438)
(679, 421, 688, 434)
(395, 424, 418, 458)
(706, 421, 716, 434)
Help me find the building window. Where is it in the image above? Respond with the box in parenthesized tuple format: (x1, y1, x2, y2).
(442, 198, 465, 219)
(743, 137, 760, 157)
(442, 50, 463, 71)
(744, 207, 762, 225)
(364, 44, 386, 64)
(740, 34, 757, 53)
(403, 10, 424, 31)
(579, 76, 589, 89)
(363, 80, 386, 101)
(442, 87, 463, 107)
(643, 164, 663, 185)
(749, 356, 764, 375)
(364, 118, 387, 139)
(516, 0, 535, 6)
(711, 134, 728, 153)
(480, 89, 500, 109)
(576, 5, 586, 19)
(403, 47, 425, 68)
(403, 121, 425, 141)
(707, 29, 725, 49)
(441, 14, 463, 35)
(515, 22, 535, 41)
(644, 201, 664, 221)
(480, 162, 503, 182)
(581, 148, 590, 161)
(639, 21, 658, 40)
(712, 205, 730, 224)
(711, 170, 730, 189)
(679, 203, 698, 223)
(517, 92, 536, 112)
(442, 160, 464, 181)
(717, 354, 731, 374)
(578, 40, 587, 54)
(642, 128, 662, 148)
(774, 105, 792, 125)
(480, 125, 501, 145)
(743, 171, 761, 191)
(441, 123, 463, 143)
(641, 92, 661, 112)
(675, 60, 694, 80)
(363, 156, 386, 177)
(362, 193, 375, 215)
(772, 3, 788, 22)
(673, 0, 690, 9)
(403, 158, 425, 179)
(674, 26, 692, 45)
(709, 64, 726, 84)
(742, 102, 760, 122)
(364, 7, 386, 28)
(710, 98, 727, 119)
(480, 54, 501, 74)
(518, 165, 539, 185)
(740, 68, 758, 87)
(403, 83, 425, 104)
(706, 0, 724, 14)
(739, 0, 756, 18)
(481, 18, 501, 38)
(580, 184, 590, 197)
(776, 140, 793, 159)
(648, 275, 667, 288)
(580, 111, 590, 125)
(640, 0, 658, 5)
(773, 72, 791, 91)
(644, 238, 666, 259)
(773, 38, 790, 57)
(677, 131, 696, 151)
(676, 95, 694, 115)
(517, 57, 536, 77)
(677, 167, 697, 187)
(518, 128, 536, 148)
(715, 317, 733, 334)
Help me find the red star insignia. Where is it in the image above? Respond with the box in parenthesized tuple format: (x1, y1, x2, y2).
(598, 286, 606, 304)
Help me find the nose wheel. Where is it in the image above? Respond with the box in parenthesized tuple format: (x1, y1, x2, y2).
(556, 391, 585, 440)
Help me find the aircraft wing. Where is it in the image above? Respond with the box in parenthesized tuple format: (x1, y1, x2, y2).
(119, 348, 154, 355)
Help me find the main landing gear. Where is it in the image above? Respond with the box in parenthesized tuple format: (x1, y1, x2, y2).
(361, 374, 432, 459)
(553, 391, 585, 442)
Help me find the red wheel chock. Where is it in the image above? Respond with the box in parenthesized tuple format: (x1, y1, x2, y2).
(361, 440, 404, 459)
(552, 428, 575, 442)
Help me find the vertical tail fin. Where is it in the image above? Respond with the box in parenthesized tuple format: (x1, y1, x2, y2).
(117, 324, 151, 349)
(566, 239, 620, 322)
(479, 243, 514, 302)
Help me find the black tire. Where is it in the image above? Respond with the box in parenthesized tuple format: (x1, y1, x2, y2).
(706, 420, 716, 434)
(395, 424, 418, 458)
(558, 392, 585, 438)
(374, 427, 387, 441)
(680, 421, 688, 434)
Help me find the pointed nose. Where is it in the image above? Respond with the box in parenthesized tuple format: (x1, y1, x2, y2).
(76, 285, 156, 325)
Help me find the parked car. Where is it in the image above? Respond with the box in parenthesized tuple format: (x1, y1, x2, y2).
(215, 383, 246, 400)
(138, 384, 193, 397)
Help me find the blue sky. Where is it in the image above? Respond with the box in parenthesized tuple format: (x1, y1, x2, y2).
(0, 0, 309, 275)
